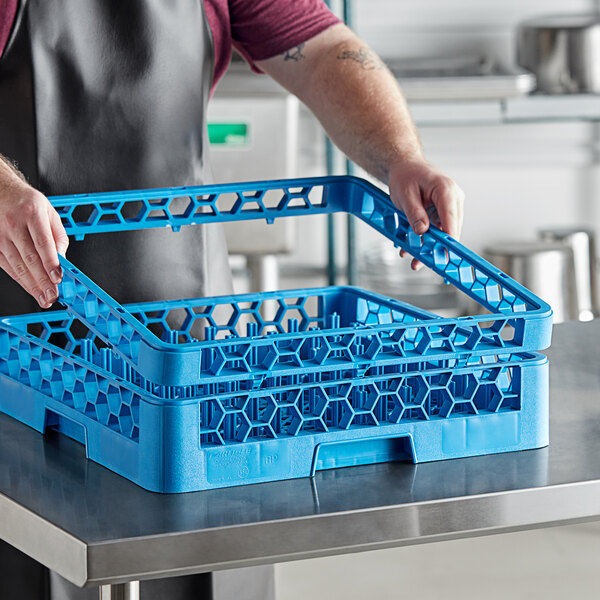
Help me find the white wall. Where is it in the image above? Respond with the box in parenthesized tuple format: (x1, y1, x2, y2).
(275, 522, 600, 600)
(352, 0, 595, 63)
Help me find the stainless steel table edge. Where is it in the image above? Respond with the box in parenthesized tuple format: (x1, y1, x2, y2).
(0, 491, 88, 587)
(84, 479, 600, 587)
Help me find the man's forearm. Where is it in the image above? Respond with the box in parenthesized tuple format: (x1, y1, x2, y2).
(257, 24, 423, 184)
(257, 23, 464, 246)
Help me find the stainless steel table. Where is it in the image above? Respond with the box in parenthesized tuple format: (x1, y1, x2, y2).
(1, 320, 599, 597)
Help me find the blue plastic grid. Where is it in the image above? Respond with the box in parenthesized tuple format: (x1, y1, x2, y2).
(0, 176, 552, 492)
(0, 304, 548, 492)
(52, 176, 553, 387)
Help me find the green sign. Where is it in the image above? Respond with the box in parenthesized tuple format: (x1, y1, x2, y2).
(208, 123, 249, 147)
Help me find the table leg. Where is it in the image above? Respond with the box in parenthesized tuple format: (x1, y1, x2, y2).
(99, 582, 140, 600)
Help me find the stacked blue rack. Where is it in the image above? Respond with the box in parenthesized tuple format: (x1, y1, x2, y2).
(0, 176, 553, 492)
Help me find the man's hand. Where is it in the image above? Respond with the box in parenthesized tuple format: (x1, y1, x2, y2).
(389, 160, 465, 270)
(0, 159, 69, 308)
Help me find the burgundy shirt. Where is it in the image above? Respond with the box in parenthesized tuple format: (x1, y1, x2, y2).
(0, 0, 339, 92)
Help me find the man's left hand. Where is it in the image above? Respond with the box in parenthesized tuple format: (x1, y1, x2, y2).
(389, 160, 465, 270)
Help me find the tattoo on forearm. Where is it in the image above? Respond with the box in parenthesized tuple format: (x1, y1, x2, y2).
(337, 47, 383, 70)
(283, 44, 306, 62)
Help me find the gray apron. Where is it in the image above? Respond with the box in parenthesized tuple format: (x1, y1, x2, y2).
(0, 0, 232, 314)
(0, 0, 232, 598)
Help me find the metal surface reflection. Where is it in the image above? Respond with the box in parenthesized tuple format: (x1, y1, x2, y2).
(0, 415, 555, 541)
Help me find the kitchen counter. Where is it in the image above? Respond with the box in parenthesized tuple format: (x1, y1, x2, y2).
(0, 320, 599, 590)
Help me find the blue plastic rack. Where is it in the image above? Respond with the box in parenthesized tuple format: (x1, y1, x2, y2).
(0, 176, 552, 492)
(0, 303, 548, 492)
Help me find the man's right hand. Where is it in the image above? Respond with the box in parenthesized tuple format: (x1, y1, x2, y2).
(0, 158, 69, 308)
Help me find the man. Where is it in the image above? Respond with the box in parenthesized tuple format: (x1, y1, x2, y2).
(0, 1, 464, 598)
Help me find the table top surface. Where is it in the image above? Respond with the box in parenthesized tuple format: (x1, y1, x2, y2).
(1, 320, 599, 587)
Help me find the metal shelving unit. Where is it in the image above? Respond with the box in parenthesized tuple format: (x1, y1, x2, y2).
(410, 94, 600, 127)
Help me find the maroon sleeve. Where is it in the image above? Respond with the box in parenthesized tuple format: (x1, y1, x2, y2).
(229, 0, 341, 66)
(0, 0, 17, 58)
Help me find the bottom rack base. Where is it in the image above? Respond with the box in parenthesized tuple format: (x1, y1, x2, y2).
(0, 355, 548, 493)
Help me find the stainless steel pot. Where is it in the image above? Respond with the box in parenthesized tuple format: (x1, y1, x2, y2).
(538, 227, 598, 321)
(517, 14, 600, 94)
(484, 241, 578, 324)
